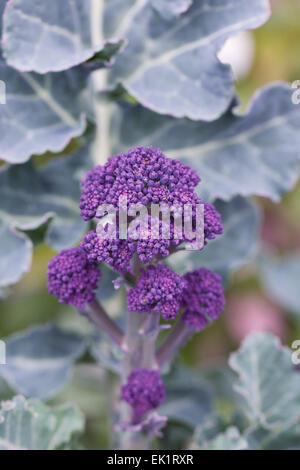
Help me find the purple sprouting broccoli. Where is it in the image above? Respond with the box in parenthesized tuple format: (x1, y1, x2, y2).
(47, 146, 225, 444)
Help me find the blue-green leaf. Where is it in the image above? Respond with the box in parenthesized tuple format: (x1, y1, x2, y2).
(0, 395, 84, 450)
(197, 427, 248, 450)
(90, 333, 124, 375)
(0, 2, 7, 36)
(111, 83, 300, 202)
(0, 222, 33, 287)
(245, 420, 300, 450)
(258, 252, 300, 318)
(105, 0, 270, 120)
(151, 0, 192, 21)
(229, 333, 300, 429)
(160, 367, 215, 427)
(95, 265, 122, 303)
(0, 146, 90, 288)
(2, 0, 123, 73)
(0, 147, 90, 255)
(0, 325, 86, 399)
(0, 60, 86, 163)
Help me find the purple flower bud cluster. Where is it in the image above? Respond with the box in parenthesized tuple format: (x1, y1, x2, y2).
(47, 248, 101, 308)
(79, 165, 107, 221)
(181, 268, 225, 330)
(79, 146, 222, 269)
(121, 369, 166, 419)
(136, 236, 172, 264)
(80, 230, 136, 273)
(80, 146, 200, 221)
(46, 145, 226, 437)
(127, 265, 186, 320)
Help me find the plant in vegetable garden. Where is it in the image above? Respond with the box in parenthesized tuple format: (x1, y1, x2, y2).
(0, 0, 300, 451)
(46, 144, 225, 447)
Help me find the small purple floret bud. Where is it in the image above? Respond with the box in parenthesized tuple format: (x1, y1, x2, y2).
(181, 267, 225, 330)
(203, 202, 223, 241)
(121, 369, 166, 419)
(127, 264, 186, 320)
(80, 230, 136, 273)
(47, 247, 101, 308)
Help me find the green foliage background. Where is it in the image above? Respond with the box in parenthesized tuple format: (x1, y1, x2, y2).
(0, 0, 300, 449)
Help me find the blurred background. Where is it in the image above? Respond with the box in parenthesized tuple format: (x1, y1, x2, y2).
(0, 0, 300, 448)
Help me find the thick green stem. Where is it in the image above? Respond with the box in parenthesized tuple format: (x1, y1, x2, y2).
(87, 300, 125, 350)
(90, 0, 110, 166)
(118, 310, 160, 450)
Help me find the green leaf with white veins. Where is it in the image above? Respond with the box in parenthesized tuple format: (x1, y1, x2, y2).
(0, 395, 84, 450)
(245, 419, 300, 450)
(0, 147, 90, 288)
(0, 325, 86, 400)
(258, 252, 300, 318)
(0, 146, 90, 254)
(151, 0, 192, 21)
(200, 427, 248, 450)
(111, 83, 300, 202)
(229, 333, 300, 429)
(160, 367, 215, 428)
(0, 221, 33, 288)
(0, 60, 86, 164)
(2, 0, 124, 73)
(104, 0, 270, 120)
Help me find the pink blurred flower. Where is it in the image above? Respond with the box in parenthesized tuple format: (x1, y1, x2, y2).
(226, 294, 287, 343)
